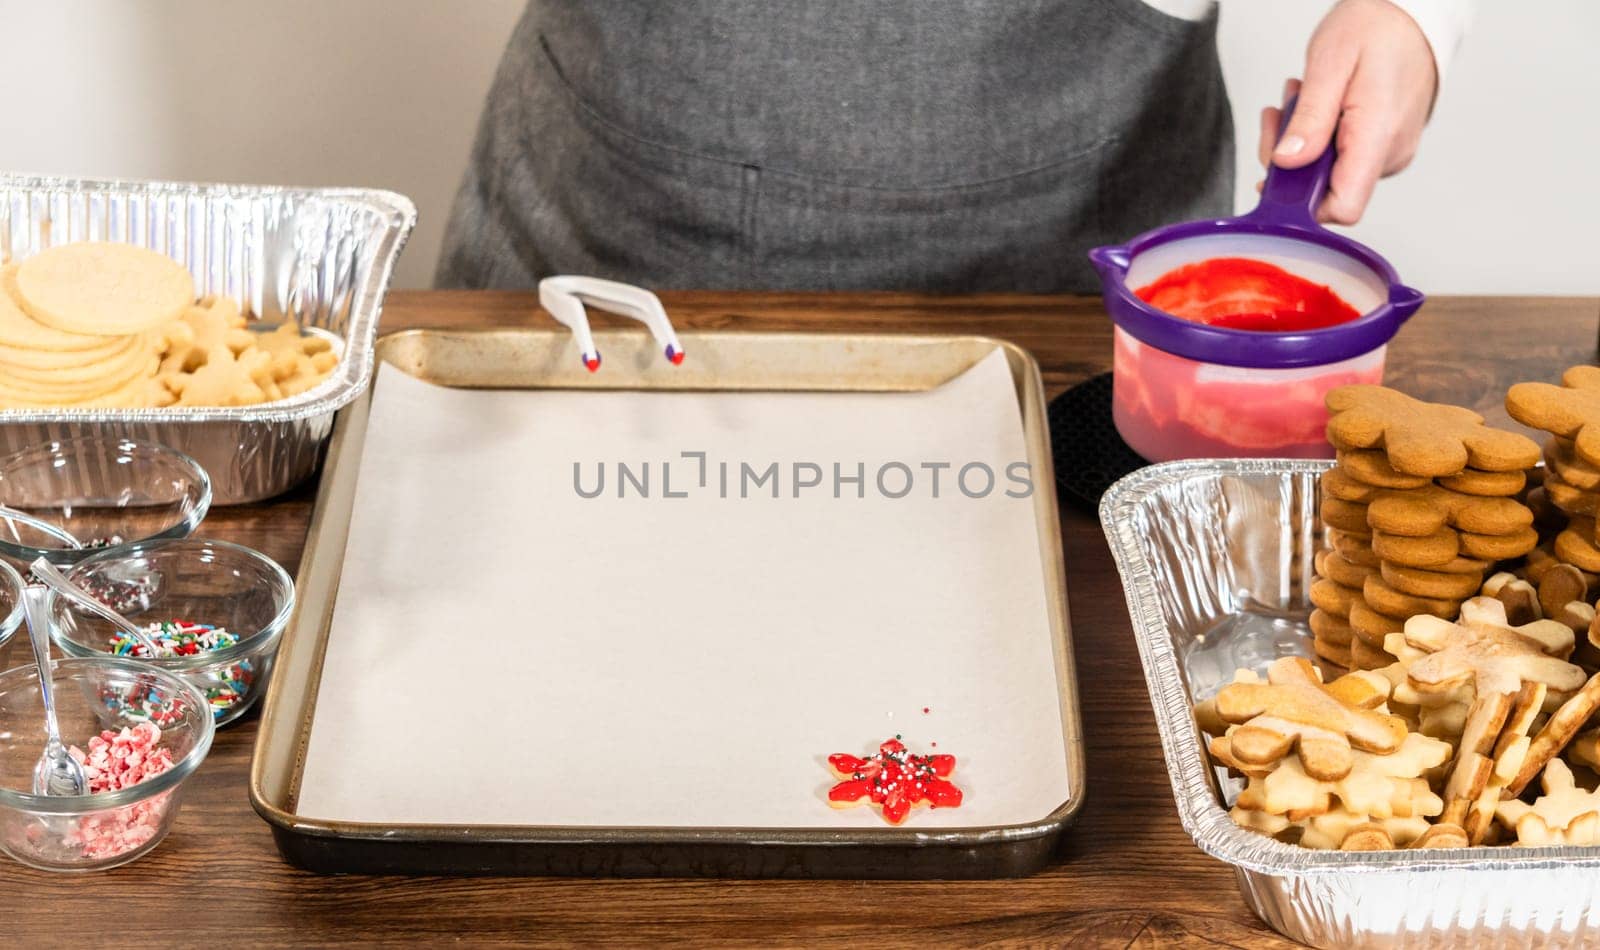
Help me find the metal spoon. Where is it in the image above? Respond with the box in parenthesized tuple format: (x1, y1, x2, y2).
(24, 586, 87, 797)
(0, 504, 83, 549)
(28, 557, 161, 656)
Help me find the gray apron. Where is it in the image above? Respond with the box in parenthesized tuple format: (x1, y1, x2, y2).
(436, 0, 1232, 293)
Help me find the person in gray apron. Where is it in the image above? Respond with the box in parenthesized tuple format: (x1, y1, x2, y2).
(437, 1, 1458, 293)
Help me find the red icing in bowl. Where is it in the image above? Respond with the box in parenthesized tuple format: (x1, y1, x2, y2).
(1134, 257, 1361, 331)
(1114, 258, 1379, 460)
(1111, 328, 1382, 460)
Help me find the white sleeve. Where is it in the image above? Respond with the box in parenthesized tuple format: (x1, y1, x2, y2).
(1385, 0, 1474, 85)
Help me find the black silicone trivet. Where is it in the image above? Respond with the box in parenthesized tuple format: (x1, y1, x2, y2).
(1048, 372, 1148, 511)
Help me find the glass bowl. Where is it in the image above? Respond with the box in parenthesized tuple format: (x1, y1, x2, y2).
(0, 655, 214, 871)
(50, 539, 294, 727)
(0, 560, 21, 658)
(0, 437, 212, 567)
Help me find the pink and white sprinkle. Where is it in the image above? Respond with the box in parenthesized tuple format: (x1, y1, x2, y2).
(71, 721, 175, 793)
(62, 722, 177, 859)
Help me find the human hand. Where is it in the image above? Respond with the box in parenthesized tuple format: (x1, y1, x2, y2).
(1258, 0, 1439, 225)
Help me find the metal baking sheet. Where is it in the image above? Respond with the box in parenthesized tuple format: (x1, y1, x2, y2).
(251, 328, 1085, 878)
(0, 172, 415, 504)
(1102, 458, 1600, 948)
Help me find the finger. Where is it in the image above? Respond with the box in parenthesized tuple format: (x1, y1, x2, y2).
(1318, 109, 1388, 225)
(1259, 78, 1300, 166)
(1274, 48, 1356, 168)
(1258, 106, 1282, 167)
(1255, 179, 1264, 194)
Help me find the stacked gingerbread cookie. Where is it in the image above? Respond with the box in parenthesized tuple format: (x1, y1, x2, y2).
(1310, 386, 1542, 673)
(1510, 367, 1600, 583)
(1201, 374, 1600, 851)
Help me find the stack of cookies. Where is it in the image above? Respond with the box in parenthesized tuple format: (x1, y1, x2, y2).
(0, 241, 341, 409)
(1310, 386, 1542, 673)
(1199, 374, 1600, 852)
(1509, 369, 1600, 581)
(0, 246, 185, 409)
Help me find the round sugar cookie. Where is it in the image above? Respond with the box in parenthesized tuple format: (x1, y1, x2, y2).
(0, 332, 136, 370)
(0, 363, 165, 411)
(0, 347, 150, 393)
(0, 367, 153, 405)
(1, 334, 150, 385)
(14, 242, 195, 335)
(0, 353, 157, 404)
(0, 264, 118, 351)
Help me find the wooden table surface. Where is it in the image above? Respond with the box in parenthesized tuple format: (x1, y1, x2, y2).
(3, 291, 1597, 948)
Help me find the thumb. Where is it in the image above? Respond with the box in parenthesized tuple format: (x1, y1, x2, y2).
(1273, 52, 1355, 169)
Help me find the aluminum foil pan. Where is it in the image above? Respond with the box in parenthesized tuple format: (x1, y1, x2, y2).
(0, 173, 416, 503)
(1102, 459, 1600, 948)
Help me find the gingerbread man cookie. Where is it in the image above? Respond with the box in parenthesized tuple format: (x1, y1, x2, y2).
(1366, 484, 1533, 538)
(1507, 366, 1600, 468)
(1327, 385, 1541, 476)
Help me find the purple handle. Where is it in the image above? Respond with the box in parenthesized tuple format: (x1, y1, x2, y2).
(1249, 94, 1335, 228)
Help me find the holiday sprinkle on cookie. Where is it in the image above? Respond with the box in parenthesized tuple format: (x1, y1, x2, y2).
(826, 736, 962, 825)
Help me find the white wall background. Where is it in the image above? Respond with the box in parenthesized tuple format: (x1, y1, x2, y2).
(0, 1, 1594, 295)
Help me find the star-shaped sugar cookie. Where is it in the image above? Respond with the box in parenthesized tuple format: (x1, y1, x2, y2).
(1400, 597, 1583, 699)
(1496, 758, 1600, 846)
(1210, 656, 1406, 780)
(160, 298, 253, 374)
(165, 344, 272, 407)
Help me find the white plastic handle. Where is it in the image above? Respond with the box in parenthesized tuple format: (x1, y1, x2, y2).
(537, 276, 685, 372)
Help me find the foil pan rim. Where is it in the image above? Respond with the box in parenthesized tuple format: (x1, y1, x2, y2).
(1101, 457, 1600, 876)
(0, 172, 417, 427)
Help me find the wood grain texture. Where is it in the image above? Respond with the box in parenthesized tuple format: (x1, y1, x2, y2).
(1, 291, 1595, 949)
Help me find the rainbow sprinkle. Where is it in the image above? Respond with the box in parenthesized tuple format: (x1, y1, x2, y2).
(105, 619, 255, 722)
(110, 619, 239, 658)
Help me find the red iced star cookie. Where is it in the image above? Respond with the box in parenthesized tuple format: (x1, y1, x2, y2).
(826, 737, 963, 825)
